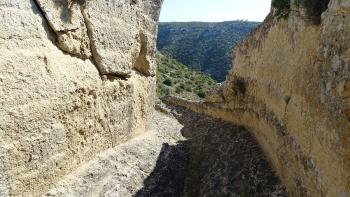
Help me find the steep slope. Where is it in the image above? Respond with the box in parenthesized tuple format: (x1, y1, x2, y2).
(164, 0, 350, 196)
(157, 21, 259, 81)
(156, 53, 217, 100)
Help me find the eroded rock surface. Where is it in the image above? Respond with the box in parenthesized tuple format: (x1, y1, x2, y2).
(0, 0, 161, 195)
(45, 111, 187, 197)
(1, 0, 349, 196)
(164, 0, 350, 196)
(46, 110, 286, 197)
(34, 0, 161, 76)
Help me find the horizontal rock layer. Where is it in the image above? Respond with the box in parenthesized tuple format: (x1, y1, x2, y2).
(164, 0, 349, 196)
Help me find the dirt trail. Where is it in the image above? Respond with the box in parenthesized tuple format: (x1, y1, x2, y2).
(46, 104, 287, 196)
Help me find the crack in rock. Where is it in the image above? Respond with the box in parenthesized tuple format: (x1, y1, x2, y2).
(34, 0, 92, 59)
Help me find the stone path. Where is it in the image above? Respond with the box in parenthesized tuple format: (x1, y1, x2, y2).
(46, 104, 287, 197)
(164, 103, 287, 197)
(46, 111, 187, 197)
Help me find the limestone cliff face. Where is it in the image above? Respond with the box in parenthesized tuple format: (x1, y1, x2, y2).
(0, 0, 162, 195)
(165, 0, 350, 196)
(1, 0, 349, 196)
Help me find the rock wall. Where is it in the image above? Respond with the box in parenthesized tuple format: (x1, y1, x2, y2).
(164, 0, 350, 196)
(0, 0, 162, 195)
(1, 0, 349, 196)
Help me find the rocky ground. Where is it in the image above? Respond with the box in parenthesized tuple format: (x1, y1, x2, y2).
(46, 103, 287, 196)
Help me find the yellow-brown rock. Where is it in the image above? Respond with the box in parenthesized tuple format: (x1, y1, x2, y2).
(164, 0, 350, 196)
(0, 0, 161, 195)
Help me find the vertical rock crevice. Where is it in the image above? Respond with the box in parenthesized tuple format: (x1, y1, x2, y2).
(33, 0, 131, 80)
(34, 0, 92, 58)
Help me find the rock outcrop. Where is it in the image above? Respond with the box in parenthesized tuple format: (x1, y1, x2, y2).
(0, 0, 161, 195)
(1, 0, 349, 196)
(164, 0, 350, 196)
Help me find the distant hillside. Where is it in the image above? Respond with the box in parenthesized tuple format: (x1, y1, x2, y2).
(157, 21, 259, 81)
(156, 53, 217, 100)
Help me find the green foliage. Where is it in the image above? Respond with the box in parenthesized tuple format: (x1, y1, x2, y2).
(156, 86, 170, 97)
(197, 91, 206, 99)
(157, 21, 259, 82)
(179, 83, 186, 90)
(163, 87, 170, 96)
(298, 0, 330, 23)
(272, 0, 291, 18)
(273, 0, 330, 22)
(175, 86, 184, 94)
(163, 78, 172, 86)
(156, 53, 217, 100)
(185, 85, 192, 92)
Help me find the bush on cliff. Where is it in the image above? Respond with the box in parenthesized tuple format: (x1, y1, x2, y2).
(272, 0, 330, 22)
(272, 0, 291, 18)
(298, 0, 330, 22)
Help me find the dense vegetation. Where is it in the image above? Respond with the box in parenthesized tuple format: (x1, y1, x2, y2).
(272, 0, 330, 22)
(156, 53, 217, 100)
(157, 21, 259, 82)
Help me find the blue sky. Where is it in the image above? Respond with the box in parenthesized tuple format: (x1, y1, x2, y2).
(159, 0, 272, 22)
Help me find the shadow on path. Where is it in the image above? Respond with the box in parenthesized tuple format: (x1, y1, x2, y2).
(136, 103, 287, 197)
(134, 142, 188, 197)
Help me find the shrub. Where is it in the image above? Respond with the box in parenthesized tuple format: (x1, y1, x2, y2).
(163, 78, 172, 86)
(185, 85, 192, 92)
(272, 0, 291, 18)
(179, 83, 186, 89)
(197, 91, 206, 99)
(157, 86, 170, 97)
(163, 87, 170, 96)
(273, 0, 330, 23)
(175, 86, 184, 94)
(299, 0, 330, 23)
(233, 77, 247, 95)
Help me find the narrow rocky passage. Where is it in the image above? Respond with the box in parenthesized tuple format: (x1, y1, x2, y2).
(162, 103, 287, 197)
(46, 103, 287, 196)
